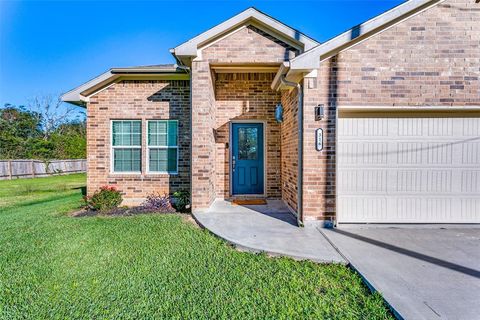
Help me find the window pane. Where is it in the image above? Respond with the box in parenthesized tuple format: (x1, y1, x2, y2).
(167, 148, 177, 172)
(148, 121, 177, 147)
(149, 148, 177, 172)
(151, 133, 167, 146)
(112, 121, 141, 146)
(238, 127, 258, 160)
(114, 149, 141, 172)
(132, 121, 141, 134)
(149, 149, 166, 172)
(168, 121, 178, 146)
(112, 121, 122, 134)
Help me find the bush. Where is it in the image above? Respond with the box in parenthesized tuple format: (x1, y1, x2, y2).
(172, 189, 190, 212)
(136, 192, 176, 213)
(84, 186, 122, 212)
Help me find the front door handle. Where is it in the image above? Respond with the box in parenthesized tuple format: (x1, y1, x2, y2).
(232, 156, 236, 172)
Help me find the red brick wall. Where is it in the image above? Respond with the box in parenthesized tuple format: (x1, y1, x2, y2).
(303, 0, 480, 223)
(280, 88, 299, 212)
(214, 73, 282, 198)
(87, 80, 191, 202)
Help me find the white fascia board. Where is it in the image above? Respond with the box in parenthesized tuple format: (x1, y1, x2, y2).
(61, 70, 188, 106)
(61, 70, 114, 106)
(290, 0, 445, 70)
(173, 7, 319, 57)
(110, 67, 178, 73)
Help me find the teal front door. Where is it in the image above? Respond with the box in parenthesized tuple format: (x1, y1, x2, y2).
(232, 123, 264, 195)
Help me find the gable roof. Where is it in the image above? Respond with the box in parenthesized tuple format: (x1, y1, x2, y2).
(171, 7, 319, 62)
(63, 1, 454, 104)
(61, 64, 187, 106)
(289, 0, 446, 71)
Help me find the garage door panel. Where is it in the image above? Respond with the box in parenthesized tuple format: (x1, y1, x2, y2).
(338, 115, 480, 223)
(461, 171, 480, 193)
(462, 142, 480, 164)
(460, 199, 480, 221)
(396, 118, 454, 136)
(338, 196, 476, 223)
(339, 118, 389, 137)
(338, 197, 388, 222)
(338, 169, 388, 193)
(463, 118, 480, 136)
(338, 142, 388, 165)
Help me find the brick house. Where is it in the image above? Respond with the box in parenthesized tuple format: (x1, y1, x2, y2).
(63, 0, 480, 226)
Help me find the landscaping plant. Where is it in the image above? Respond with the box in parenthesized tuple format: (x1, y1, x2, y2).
(172, 189, 191, 212)
(138, 192, 176, 213)
(84, 185, 122, 212)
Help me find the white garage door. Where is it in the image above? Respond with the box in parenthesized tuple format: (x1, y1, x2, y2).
(338, 114, 480, 223)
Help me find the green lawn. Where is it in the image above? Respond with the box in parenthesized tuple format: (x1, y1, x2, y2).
(0, 174, 392, 319)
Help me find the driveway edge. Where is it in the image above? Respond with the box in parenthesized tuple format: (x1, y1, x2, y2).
(317, 227, 404, 320)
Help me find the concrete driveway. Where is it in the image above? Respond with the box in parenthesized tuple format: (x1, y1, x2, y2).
(321, 227, 480, 320)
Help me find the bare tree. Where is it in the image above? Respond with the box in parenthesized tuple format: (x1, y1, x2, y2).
(28, 94, 85, 140)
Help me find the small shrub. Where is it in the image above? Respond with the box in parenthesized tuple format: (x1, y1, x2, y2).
(172, 189, 190, 212)
(84, 186, 122, 212)
(137, 192, 175, 213)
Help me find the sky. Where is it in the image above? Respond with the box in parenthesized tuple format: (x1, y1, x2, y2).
(0, 0, 403, 111)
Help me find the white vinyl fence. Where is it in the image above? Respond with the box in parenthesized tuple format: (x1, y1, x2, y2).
(0, 159, 86, 180)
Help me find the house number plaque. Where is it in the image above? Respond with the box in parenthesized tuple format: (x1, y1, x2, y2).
(316, 128, 323, 151)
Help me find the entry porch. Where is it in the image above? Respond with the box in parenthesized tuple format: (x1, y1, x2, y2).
(193, 199, 345, 264)
(191, 68, 300, 219)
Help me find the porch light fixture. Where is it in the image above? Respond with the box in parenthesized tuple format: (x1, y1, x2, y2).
(315, 104, 325, 121)
(275, 103, 283, 123)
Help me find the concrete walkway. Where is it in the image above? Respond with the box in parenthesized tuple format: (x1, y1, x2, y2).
(193, 199, 345, 264)
(321, 227, 480, 320)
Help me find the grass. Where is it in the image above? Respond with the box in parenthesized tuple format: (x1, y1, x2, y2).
(0, 174, 393, 319)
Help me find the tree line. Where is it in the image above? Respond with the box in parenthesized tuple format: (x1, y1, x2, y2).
(0, 95, 86, 160)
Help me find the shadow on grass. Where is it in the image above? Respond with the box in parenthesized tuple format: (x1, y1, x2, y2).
(1, 192, 82, 213)
(72, 186, 87, 196)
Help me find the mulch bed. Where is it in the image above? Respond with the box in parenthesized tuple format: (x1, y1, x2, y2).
(70, 206, 198, 227)
(70, 207, 179, 218)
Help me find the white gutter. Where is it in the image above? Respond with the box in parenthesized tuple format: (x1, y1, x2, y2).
(271, 62, 290, 91)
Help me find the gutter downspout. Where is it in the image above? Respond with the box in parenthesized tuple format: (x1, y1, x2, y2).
(280, 76, 304, 227)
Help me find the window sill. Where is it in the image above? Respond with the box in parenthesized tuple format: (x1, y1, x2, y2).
(107, 172, 179, 179)
(145, 172, 179, 176)
(108, 172, 142, 178)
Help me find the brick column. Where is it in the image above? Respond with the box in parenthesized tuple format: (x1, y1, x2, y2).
(302, 65, 337, 224)
(191, 61, 217, 210)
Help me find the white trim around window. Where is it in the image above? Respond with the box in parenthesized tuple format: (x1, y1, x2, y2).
(146, 120, 179, 175)
(110, 120, 142, 174)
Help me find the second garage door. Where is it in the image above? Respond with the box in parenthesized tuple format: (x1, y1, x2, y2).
(337, 112, 480, 224)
